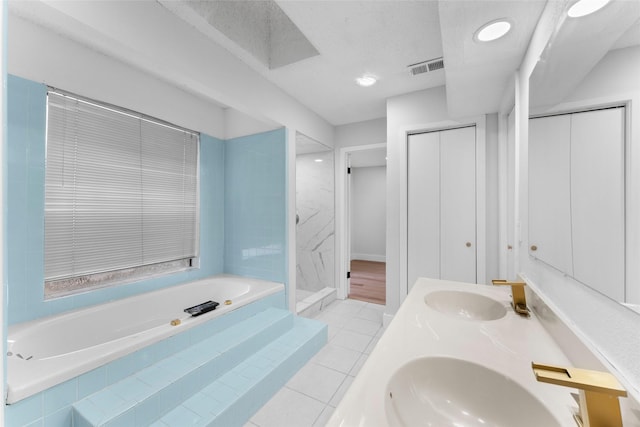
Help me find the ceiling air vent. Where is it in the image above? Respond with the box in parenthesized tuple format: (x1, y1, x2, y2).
(410, 64, 429, 76)
(428, 58, 444, 71)
(408, 57, 444, 76)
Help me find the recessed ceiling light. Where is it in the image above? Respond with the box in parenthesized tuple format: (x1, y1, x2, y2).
(314, 159, 323, 162)
(567, 0, 611, 17)
(356, 74, 377, 87)
(475, 20, 512, 42)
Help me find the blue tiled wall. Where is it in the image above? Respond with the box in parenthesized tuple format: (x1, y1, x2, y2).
(6, 75, 226, 325)
(5, 76, 291, 426)
(224, 129, 287, 285)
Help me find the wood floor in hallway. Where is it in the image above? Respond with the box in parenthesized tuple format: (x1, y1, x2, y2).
(348, 260, 385, 305)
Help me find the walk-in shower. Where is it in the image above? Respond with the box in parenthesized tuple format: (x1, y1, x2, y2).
(295, 133, 336, 315)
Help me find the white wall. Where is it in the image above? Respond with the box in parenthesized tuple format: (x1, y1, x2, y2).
(350, 166, 386, 262)
(565, 45, 640, 101)
(8, 15, 227, 139)
(8, 11, 331, 142)
(224, 108, 280, 140)
(335, 117, 386, 148)
(8, 1, 334, 147)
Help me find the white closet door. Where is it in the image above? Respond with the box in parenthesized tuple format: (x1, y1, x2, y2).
(407, 132, 440, 288)
(440, 126, 476, 283)
(407, 127, 477, 289)
(529, 114, 573, 275)
(571, 108, 625, 301)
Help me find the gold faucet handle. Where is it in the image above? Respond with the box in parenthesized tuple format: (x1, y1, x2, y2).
(532, 363, 627, 397)
(491, 279, 526, 287)
(533, 363, 627, 427)
(492, 279, 529, 315)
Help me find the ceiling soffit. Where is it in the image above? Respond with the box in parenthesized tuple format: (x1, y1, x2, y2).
(438, 0, 547, 118)
(530, 1, 640, 108)
(165, 0, 446, 125)
(185, 0, 319, 69)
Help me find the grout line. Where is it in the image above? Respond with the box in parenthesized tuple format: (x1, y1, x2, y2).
(283, 384, 332, 406)
(325, 374, 353, 408)
(308, 357, 361, 377)
(311, 403, 333, 427)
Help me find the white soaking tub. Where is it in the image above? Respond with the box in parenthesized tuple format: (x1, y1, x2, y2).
(6, 274, 284, 403)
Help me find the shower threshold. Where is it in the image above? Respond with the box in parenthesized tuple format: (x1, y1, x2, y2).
(296, 287, 336, 317)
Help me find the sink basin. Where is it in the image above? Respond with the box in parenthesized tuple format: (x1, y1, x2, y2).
(385, 357, 561, 427)
(424, 290, 507, 321)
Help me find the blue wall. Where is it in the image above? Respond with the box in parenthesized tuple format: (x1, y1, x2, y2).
(5, 75, 234, 325)
(224, 129, 287, 287)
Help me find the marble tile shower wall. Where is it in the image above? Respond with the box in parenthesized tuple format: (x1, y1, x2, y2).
(5, 75, 226, 326)
(296, 151, 335, 293)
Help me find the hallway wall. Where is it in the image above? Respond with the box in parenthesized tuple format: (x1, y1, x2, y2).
(350, 166, 386, 262)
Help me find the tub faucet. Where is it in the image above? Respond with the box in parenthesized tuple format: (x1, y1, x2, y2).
(491, 279, 529, 316)
(532, 362, 627, 427)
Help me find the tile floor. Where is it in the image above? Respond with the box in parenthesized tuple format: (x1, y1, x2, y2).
(245, 298, 385, 427)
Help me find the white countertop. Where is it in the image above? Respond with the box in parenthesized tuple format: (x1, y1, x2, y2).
(327, 278, 578, 426)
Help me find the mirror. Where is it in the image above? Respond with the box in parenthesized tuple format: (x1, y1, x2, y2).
(528, 0, 640, 311)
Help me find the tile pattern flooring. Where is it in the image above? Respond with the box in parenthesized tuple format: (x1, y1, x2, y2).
(245, 298, 384, 427)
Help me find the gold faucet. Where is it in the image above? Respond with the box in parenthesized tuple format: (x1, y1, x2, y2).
(532, 362, 627, 427)
(492, 279, 530, 316)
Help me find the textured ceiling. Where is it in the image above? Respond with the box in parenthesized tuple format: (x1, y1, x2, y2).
(9, 0, 640, 128)
(166, 0, 445, 125)
(438, 0, 547, 118)
(185, 0, 319, 69)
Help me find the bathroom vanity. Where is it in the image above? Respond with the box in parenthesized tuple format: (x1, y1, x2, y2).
(327, 277, 639, 426)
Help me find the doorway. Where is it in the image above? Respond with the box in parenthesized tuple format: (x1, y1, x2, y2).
(337, 143, 387, 306)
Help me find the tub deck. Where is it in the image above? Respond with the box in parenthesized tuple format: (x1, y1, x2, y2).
(7, 275, 283, 404)
(6, 274, 327, 427)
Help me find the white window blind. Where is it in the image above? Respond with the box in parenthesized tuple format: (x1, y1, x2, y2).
(44, 91, 199, 284)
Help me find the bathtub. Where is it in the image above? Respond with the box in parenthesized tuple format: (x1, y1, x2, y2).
(6, 274, 284, 404)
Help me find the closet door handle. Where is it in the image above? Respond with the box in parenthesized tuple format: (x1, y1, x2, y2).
(466, 242, 472, 247)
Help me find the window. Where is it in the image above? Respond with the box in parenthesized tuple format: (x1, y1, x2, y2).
(44, 90, 199, 298)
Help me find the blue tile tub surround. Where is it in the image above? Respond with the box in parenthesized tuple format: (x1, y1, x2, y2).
(160, 317, 326, 427)
(5, 291, 289, 426)
(73, 307, 293, 426)
(5, 76, 294, 425)
(5, 75, 228, 325)
(224, 128, 287, 285)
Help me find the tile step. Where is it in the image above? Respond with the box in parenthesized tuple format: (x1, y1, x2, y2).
(73, 307, 294, 427)
(155, 316, 327, 427)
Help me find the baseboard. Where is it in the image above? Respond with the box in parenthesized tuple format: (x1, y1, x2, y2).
(382, 313, 394, 329)
(351, 253, 386, 263)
